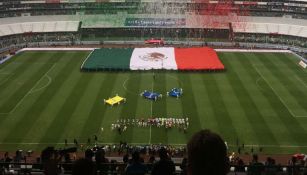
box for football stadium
[0,0,307,174]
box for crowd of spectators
[71,129,227,175]
[0,2,306,20]
[87,142,187,158]
[0,130,225,175]
[234,33,307,49]
[0,33,79,49]
[0,30,305,52]
[81,28,229,42]
[3,130,307,175]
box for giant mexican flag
[82,47,224,71]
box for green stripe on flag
[82,48,133,70]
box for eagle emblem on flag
[139,52,168,62]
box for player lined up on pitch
[111,117,189,132]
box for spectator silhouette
[119,153,129,174]
[41,147,63,175]
[264,157,278,175]
[187,129,229,175]
[235,158,245,172]
[125,151,148,175]
[72,158,95,175]
[85,149,94,161]
[62,153,72,173]
[3,152,12,172]
[180,157,188,175]
[151,147,175,175]
[249,154,264,175]
[123,153,129,164]
[95,148,109,175]
[147,155,156,172]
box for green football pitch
[0,50,307,154]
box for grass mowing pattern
[0,51,307,154]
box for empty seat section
[288,25,302,36]
[66,21,79,32]
[9,24,22,34]
[55,21,67,32]
[0,25,14,36]
[267,24,279,34]
[32,22,44,33]
[255,23,268,34]
[297,27,307,38]
[21,23,33,33]
[278,24,290,35]
[43,22,56,32]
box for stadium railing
[1,162,307,175]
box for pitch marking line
[122,76,139,96]
[0,64,56,115]
[255,77,265,91]
[123,73,182,144]
[295,76,307,89]
[80,50,94,69]
[29,75,52,94]
[149,72,154,144]
[0,73,14,86]
[253,66,307,118]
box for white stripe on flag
[129,47,177,70]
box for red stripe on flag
[174,47,224,70]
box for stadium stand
[0,21,79,37]
[32,22,44,33]
[0,1,307,174]
[233,22,307,38]
[1,143,307,175]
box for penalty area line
[0,73,14,86]
[28,75,52,94]
[253,66,307,118]
[122,76,139,96]
[295,75,307,89]
[80,50,94,70]
[5,64,56,114]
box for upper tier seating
[0,21,79,37]
[232,22,307,38]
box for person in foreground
[125,151,148,175]
[151,147,175,175]
[187,129,229,175]
[72,158,96,175]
